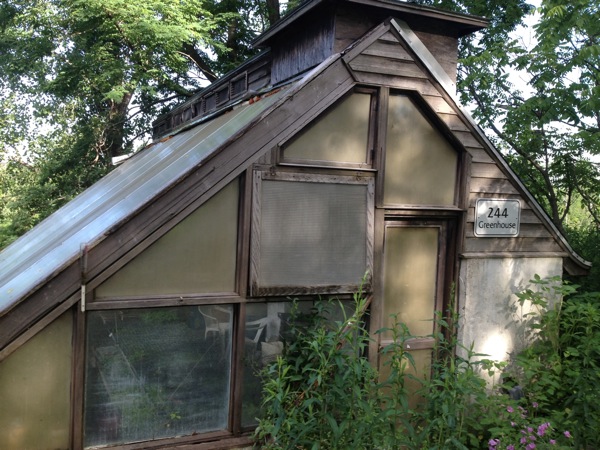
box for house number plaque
[474,198,520,237]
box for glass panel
[383,227,439,338]
[258,180,368,289]
[241,299,354,427]
[384,95,457,206]
[96,180,239,298]
[84,306,232,447]
[0,312,72,450]
[283,93,371,164]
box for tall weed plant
[255,277,597,449]
[506,276,600,449]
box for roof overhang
[253,0,488,48]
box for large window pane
[282,93,371,165]
[84,306,232,447]
[382,226,439,338]
[384,95,457,206]
[241,300,354,427]
[0,311,72,450]
[253,175,372,294]
[96,180,239,299]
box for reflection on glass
[84,306,232,447]
[241,300,354,427]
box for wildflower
[520,437,527,444]
[507,446,515,450]
[526,444,536,450]
[507,406,514,413]
[564,430,572,438]
[537,422,550,437]
[549,440,556,445]
[489,438,499,448]
[532,402,539,408]
[511,421,517,427]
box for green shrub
[255,277,598,450]
[507,277,600,449]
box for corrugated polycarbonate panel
[0,90,286,314]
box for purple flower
[549,440,556,445]
[488,438,499,448]
[537,422,550,437]
[507,406,514,413]
[532,402,538,408]
[520,437,527,444]
[507,446,515,450]
[564,430,572,438]
[526,444,536,450]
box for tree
[0,0,279,249]
[419,0,600,237]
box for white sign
[474,198,520,237]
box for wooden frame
[250,170,375,297]
[277,87,379,170]
[374,219,453,362]
[376,89,464,210]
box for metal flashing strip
[390,18,590,271]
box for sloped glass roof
[0,89,287,314]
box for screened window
[281,92,373,167]
[84,306,232,447]
[384,94,458,206]
[251,172,374,296]
[95,180,239,299]
[0,311,73,450]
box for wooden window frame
[376,88,465,210]
[250,170,375,297]
[277,87,379,170]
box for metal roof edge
[389,18,591,273]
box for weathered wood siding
[347,27,565,258]
[271,16,335,84]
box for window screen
[252,175,373,294]
[84,306,232,447]
[384,95,458,206]
[0,311,72,450]
[282,93,372,166]
[96,180,239,299]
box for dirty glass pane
[258,180,368,288]
[0,311,72,450]
[241,300,354,427]
[282,93,371,164]
[96,179,239,298]
[384,95,457,206]
[382,227,439,338]
[84,306,232,447]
